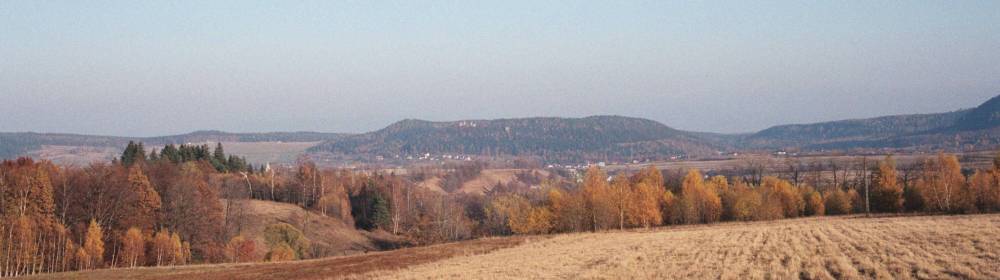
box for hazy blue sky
[2,1,999,136]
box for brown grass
[364,214,1000,280]
[23,237,533,280]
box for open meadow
[27,214,1000,280]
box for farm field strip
[362,214,1000,280]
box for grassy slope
[221,199,397,259]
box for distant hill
[4,95,999,164]
[741,111,969,149]
[950,95,1000,131]
[0,131,347,160]
[308,116,722,163]
[743,94,1000,151]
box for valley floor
[25,214,1000,280]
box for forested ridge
[308,116,721,163]
[3,95,1000,164]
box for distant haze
[2,1,998,136]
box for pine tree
[212,143,227,172]
[148,149,159,162]
[120,141,147,167]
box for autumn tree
[916,153,967,212]
[871,155,904,213]
[803,188,824,216]
[627,181,663,228]
[226,235,257,263]
[660,190,678,224]
[120,227,144,268]
[83,219,104,269]
[634,165,664,189]
[609,176,631,230]
[170,232,187,265]
[581,167,615,230]
[151,229,175,266]
[162,163,225,262]
[75,248,89,270]
[969,153,1000,212]
[723,180,762,221]
[546,188,587,232]
[823,189,852,215]
[123,166,161,231]
[675,170,722,224]
[760,176,804,219]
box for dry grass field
[364,214,1000,280]
[25,214,1000,280]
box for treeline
[473,153,1000,236]
[120,141,252,173]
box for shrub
[263,223,310,260]
[804,190,824,216]
[761,177,804,218]
[823,189,852,215]
[266,243,295,262]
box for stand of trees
[470,153,1000,236]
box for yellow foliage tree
[676,170,722,224]
[121,227,145,268]
[727,180,763,221]
[804,190,824,216]
[626,182,663,228]
[660,190,677,224]
[609,175,631,230]
[83,219,104,269]
[170,233,185,265]
[871,155,903,213]
[581,166,615,230]
[823,189,852,215]
[151,229,173,266]
[916,153,968,212]
[761,176,804,218]
[75,248,90,270]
